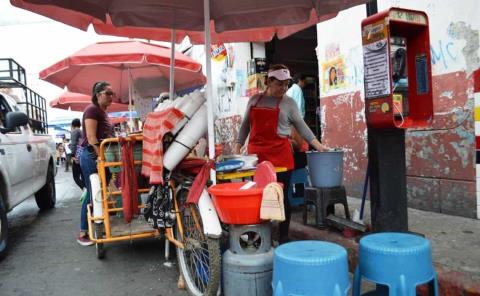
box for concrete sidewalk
[288,197,480,295]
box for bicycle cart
[86,135,222,296]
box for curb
[289,221,480,296]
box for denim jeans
[79,148,98,232]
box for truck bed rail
[0,58,48,134]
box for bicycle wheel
[175,186,221,296]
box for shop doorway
[265,25,320,138]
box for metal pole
[204,0,216,183]
[128,67,133,127]
[365,0,408,232]
[366,0,378,16]
[169,29,176,101]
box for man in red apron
[235,65,329,243]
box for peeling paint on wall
[321,91,368,196]
[447,22,480,75]
[407,71,474,182]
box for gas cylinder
[223,223,273,296]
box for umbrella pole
[169,28,176,101]
[128,67,134,129]
[204,0,216,183]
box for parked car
[0,58,56,259]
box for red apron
[247,94,294,170]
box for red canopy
[50,91,129,112]
[109,117,128,125]
[10,0,368,43]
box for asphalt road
[0,168,188,296]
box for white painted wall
[316,0,480,92]
[189,42,265,121]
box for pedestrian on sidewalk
[70,118,85,191]
[287,72,309,168]
[286,73,307,119]
[77,81,114,246]
[234,64,330,244]
[64,138,72,172]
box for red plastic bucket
[207,182,263,224]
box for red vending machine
[362,8,433,129]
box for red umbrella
[50,91,129,112]
[39,40,206,104]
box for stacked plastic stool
[303,186,350,227]
[272,240,350,296]
[287,168,309,206]
[353,232,439,296]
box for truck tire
[35,164,56,210]
[0,194,8,260]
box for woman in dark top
[77,81,114,246]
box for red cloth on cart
[177,157,207,175]
[186,160,214,205]
[120,137,139,223]
[141,108,184,184]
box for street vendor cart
[86,134,222,296]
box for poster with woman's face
[321,56,347,95]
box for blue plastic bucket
[306,150,344,187]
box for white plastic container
[173,93,189,110]
[163,104,207,171]
[198,189,222,237]
[178,90,206,118]
[89,173,103,222]
[170,90,206,135]
[154,99,174,112]
[171,117,188,135]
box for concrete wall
[316,0,480,218]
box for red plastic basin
[207,182,263,225]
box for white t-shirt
[64,144,72,155]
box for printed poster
[321,56,347,95]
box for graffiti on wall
[430,39,457,71]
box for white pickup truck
[0,59,56,259]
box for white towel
[260,182,285,221]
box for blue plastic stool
[288,168,308,206]
[353,232,439,296]
[273,240,350,296]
